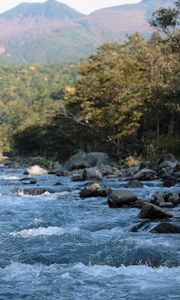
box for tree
[150,1,180,49]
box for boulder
[20,177,37,185]
[158,160,178,179]
[163,177,177,187]
[50,162,63,174]
[125,180,144,188]
[80,183,111,198]
[63,151,90,171]
[151,223,180,234]
[14,188,46,196]
[24,165,48,176]
[108,190,137,208]
[134,168,157,181]
[139,203,172,219]
[152,192,180,207]
[82,167,103,180]
[63,151,112,171]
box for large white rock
[25,165,48,176]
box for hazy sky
[0,0,141,14]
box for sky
[0,0,141,15]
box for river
[0,165,179,299]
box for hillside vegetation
[0,1,179,160]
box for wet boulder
[125,179,144,188]
[108,190,137,208]
[139,203,172,219]
[157,159,178,179]
[82,167,103,180]
[80,183,111,198]
[152,192,180,207]
[134,168,157,181]
[14,188,46,196]
[20,177,37,185]
[24,165,48,176]
[163,177,178,187]
[151,222,180,234]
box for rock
[87,152,111,167]
[168,193,180,205]
[63,151,90,171]
[100,165,114,176]
[50,162,63,174]
[152,192,180,206]
[24,165,48,176]
[134,168,157,181]
[82,167,103,180]
[14,188,46,196]
[163,177,177,187]
[139,203,172,219]
[131,220,151,232]
[159,202,175,208]
[63,151,112,171]
[20,177,37,184]
[108,190,137,208]
[151,223,180,234]
[125,180,144,188]
[158,160,178,179]
[80,183,111,198]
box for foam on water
[10,226,81,238]
[0,262,180,300]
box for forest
[0,2,180,161]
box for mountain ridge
[0,0,175,64]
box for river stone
[151,223,180,234]
[125,180,144,188]
[108,190,137,208]
[139,203,172,219]
[14,188,46,196]
[163,177,177,187]
[134,168,157,181]
[63,151,112,171]
[82,167,103,180]
[24,165,48,176]
[80,183,111,198]
[20,177,37,184]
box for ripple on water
[0,262,180,300]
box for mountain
[0,0,83,20]
[0,0,174,64]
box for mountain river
[0,165,179,299]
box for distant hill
[0,0,83,20]
[0,0,174,64]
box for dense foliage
[0,3,179,160]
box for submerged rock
[24,165,48,176]
[139,203,172,219]
[108,190,137,208]
[80,183,111,198]
[151,223,180,234]
[14,188,47,196]
[20,177,37,185]
[125,179,144,188]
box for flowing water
[0,166,179,299]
